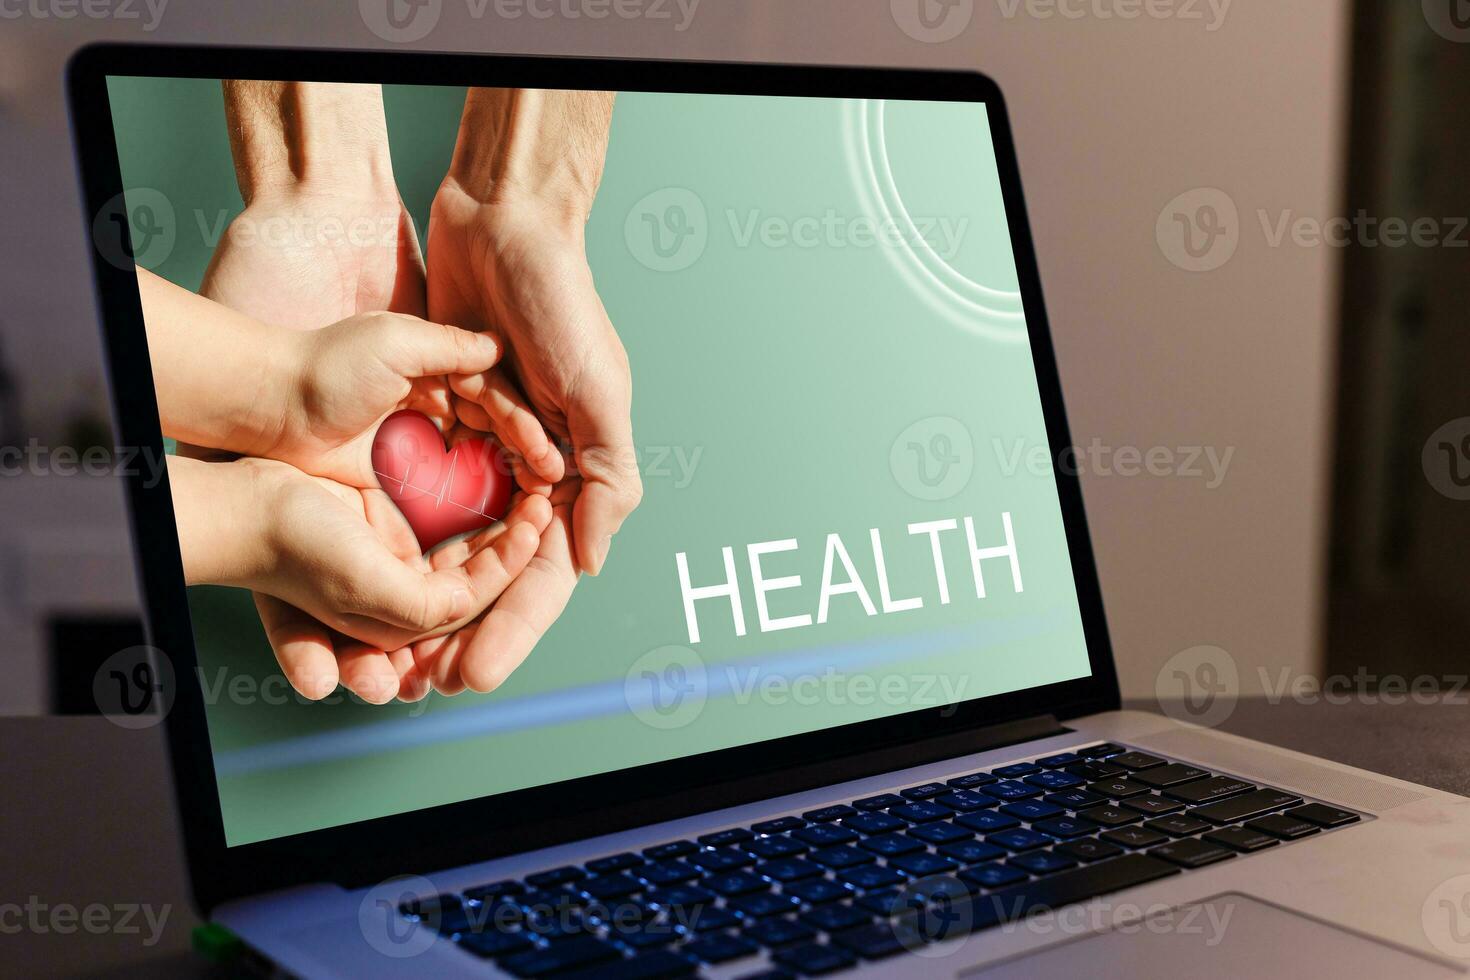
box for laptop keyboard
[396,743,1362,978]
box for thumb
[379,316,502,380]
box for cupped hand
[242,458,554,703]
[427,182,643,576]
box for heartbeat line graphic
[374,450,498,520]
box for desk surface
[5,699,1466,978]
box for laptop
[69,44,1469,979]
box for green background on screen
[106,77,1090,845]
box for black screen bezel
[67,44,1121,913]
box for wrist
[171,456,284,588]
[224,81,398,204]
[443,88,613,223]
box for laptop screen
[103,77,1092,846]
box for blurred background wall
[0,1,1358,709]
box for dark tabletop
[4,699,1466,978]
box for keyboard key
[1245,814,1319,840]
[684,931,759,963]
[1149,838,1236,869]
[1284,803,1360,828]
[1144,814,1212,837]
[791,877,861,903]
[1009,850,1078,875]
[500,936,620,977]
[646,885,714,910]
[904,875,972,905]
[700,828,754,847]
[686,907,739,932]
[987,828,1054,852]
[558,950,696,980]
[730,892,801,918]
[901,782,949,800]
[907,821,972,845]
[800,904,870,933]
[753,816,806,835]
[794,825,859,847]
[1068,761,1125,780]
[1192,789,1303,825]
[981,780,1042,802]
[588,853,645,874]
[771,942,857,976]
[946,772,999,789]
[637,863,699,887]
[889,852,959,876]
[1123,794,1184,817]
[993,762,1042,778]
[939,839,1006,864]
[1024,770,1085,790]
[858,833,926,857]
[1080,742,1125,757]
[462,880,523,904]
[1100,827,1169,849]
[1075,805,1140,828]
[1203,826,1279,852]
[1165,776,1255,805]
[746,836,807,860]
[1088,779,1152,800]
[842,812,906,835]
[803,805,856,823]
[691,848,753,872]
[810,845,874,870]
[853,793,905,811]
[891,801,952,824]
[1036,752,1082,768]
[1000,800,1064,821]
[834,865,902,891]
[760,858,823,882]
[457,929,534,958]
[526,866,585,888]
[1108,752,1166,771]
[954,811,1020,833]
[1054,837,1123,863]
[607,920,680,951]
[582,874,642,901]
[830,921,906,959]
[1045,790,1107,810]
[705,872,768,897]
[854,889,904,916]
[1132,763,1210,788]
[1032,817,1097,840]
[934,790,995,812]
[746,916,816,947]
[642,840,696,860]
[958,861,1028,889]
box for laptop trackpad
[965,894,1458,980]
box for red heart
[371,410,512,552]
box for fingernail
[446,588,471,623]
[593,535,611,574]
